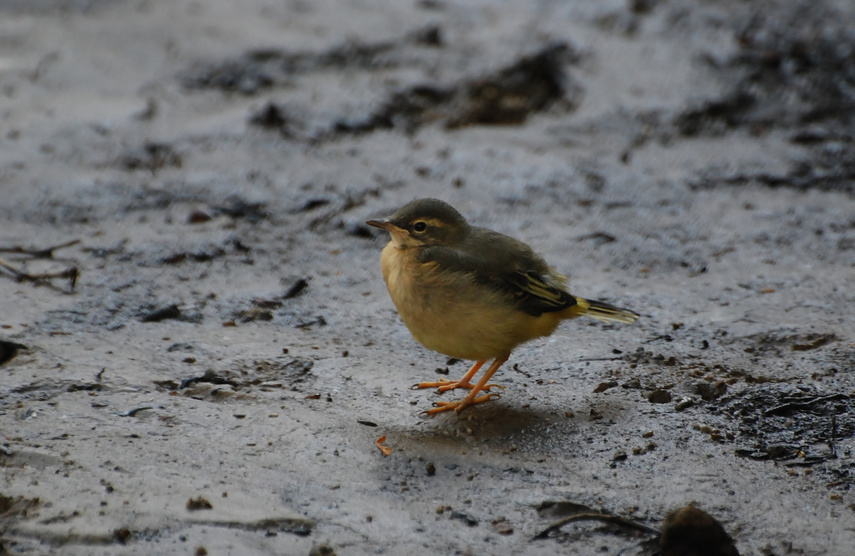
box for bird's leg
[425,357,508,415]
[414,360,500,392]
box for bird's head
[366,198,470,248]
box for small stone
[491,518,514,535]
[594,381,619,393]
[186,497,213,511]
[696,381,727,401]
[450,510,478,526]
[648,389,672,404]
[622,378,642,389]
[187,210,212,224]
[675,397,695,411]
[309,544,337,556]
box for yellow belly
[379,242,563,360]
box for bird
[366,198,638,415]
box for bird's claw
[422,391,502,416]
[411,378,467,391]
[411,379,504,393]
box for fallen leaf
[376,435,392,457]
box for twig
[532,512,660,540]
[763,393,848,416]
[0,256,79,292]
[115,406,153,417]
[642,334,673,344]
[828,414,838,459]
[0,239,80,259]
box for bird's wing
[418,244,577,317]
[501,269,577,316]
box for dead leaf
[376,435,392,457]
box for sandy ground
[2,0,855,554]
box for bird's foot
[422,392,501,416]
[413,378,503,393]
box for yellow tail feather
[564,297,639,324]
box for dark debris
[679,4,855,193]
[0,340,27,366]
[180,370,240,390]
[331,42,576,136]
[449,510,479,527]
[186,497,213,511]
[209,195,269,222]
[139,304,183,323]
[283,278,309,299]
[660,506,740,556]
[182,34,411,95]
[119,142,182,173]
[713,386,852,469]
[445,41,572,128]
[249,102,299,137]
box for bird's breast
[378,242,562,360]
[379,242,432,321]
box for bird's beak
[365,218,397,231]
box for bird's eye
[412,221,428,233]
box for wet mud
[1,0,854,554]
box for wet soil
[1,0,854,554]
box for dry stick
[0,257,79,291]
[0,239,81,291]
[763,393,848,416]
[532,512,660,541]
[0,239,80,258]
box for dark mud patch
[689,150,855,194]
[118,142,183,173]
[732,6,855,128]
[532,502,742,554]
[181,25,442,95]
[247,42,579,139]
[677,2,855,193]
[676,3,855,135]
[168,356,316,397]
[730,330,840,357]
[336,41,575,133]
[208,195,270,223]
[674,91,758,138]
[707,385,853,478]
[4,377,106,408]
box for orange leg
[425,357,508,416]
[415,360,500,392]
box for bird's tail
[563,297,639,324]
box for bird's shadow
[387,396,627,458]
[428,402,550,437]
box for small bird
[366,198,638,415]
